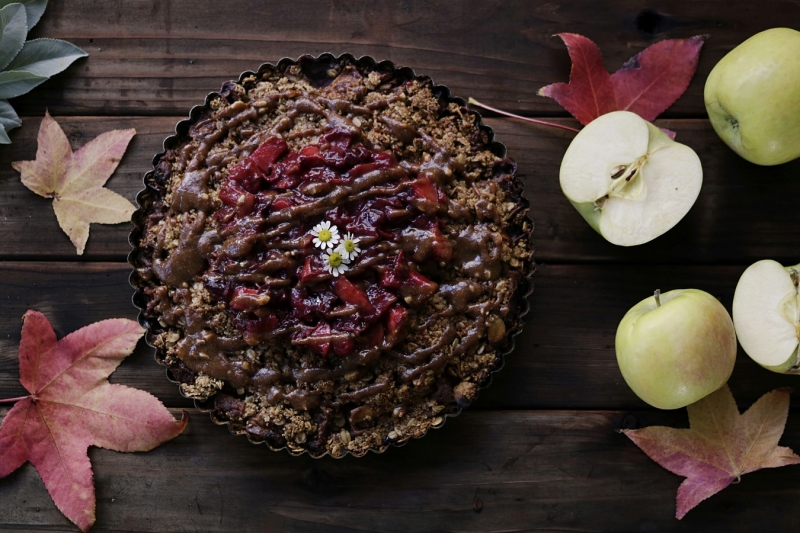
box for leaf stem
[0,395,30,404]
[467,98,581,134]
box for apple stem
[0,395,30,404]
[467,98,581,134]
[654,289,661,308]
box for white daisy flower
[337,232,362,261]
[310,220,340,250]
[324,250,350,277]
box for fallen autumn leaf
[621,384,800,519]
[0,311,187,532]
[538,33,706,125]
[11,111,136,254]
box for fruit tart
[130,54,533,457]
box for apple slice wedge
[560,111,703,246]
[732,259,800,374]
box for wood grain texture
[1,262,796,412]
[2,116,800,262]
[6,0,800,117]
[2,2,800,531]
[1,407,799,532]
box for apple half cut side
[732,259,800,374]
[559,111,703,246]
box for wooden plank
[1,262,797,411]
[2,116,800,263]
[7,0,799,117]
[0,407,799,532]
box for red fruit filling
[203,129,453,357]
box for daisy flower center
[327,252,343,268]
[343,239,356,253]
[318,229,332,242]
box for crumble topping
[132,58,533,457]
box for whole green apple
[704,27,800,166]
[615,289,737,410]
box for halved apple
[732,259,800,374]
[559,111,703,246]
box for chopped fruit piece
[227,159,261,193]
[320,129,355,150]
[437,186,448,204]
[270,152,301,183]
[408,176,446,215]
[249,137,289,175]
[299,255,330,283]
[235,191,256,217]
[290,287,312,319]
[235,313,280,345]
[362,323,385,349]
[372,151,397,168]
[333,277,376,315]
[347,162,381,178]
[333,335,355,356]
[218,181,244,206]
[229,287,271,311]
[386,304,409,335]
[302,166,340,184]
[301,323,332,357]
[399,270,438,307]
[204,275,233,301]
[271,197,294,211]
[400,222,453,263]
[213,205,235,223]
[366,286,397,318]
[409,176,439,202]
[334,312,369,336]
[379,269,402,289]
[379,252,409,289]
[291,323,355,357]
[322,146,369,170]
[297,145,326,169]
[307,288,338,318]
[273,175,301,190]
[299,145,321,157]
[264,286,289,306]
[218,181,256,217]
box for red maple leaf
[0,311,187,532]
[539,33,706,125]
[622,385,800,519]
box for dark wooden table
[2,1,800,531]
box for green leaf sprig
[0,0,87,143]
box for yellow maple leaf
[12,110,136,254]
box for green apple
[560,111,703,246]
[704,27,800,166]
[732,259,800,373]
[615,289,737,410]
